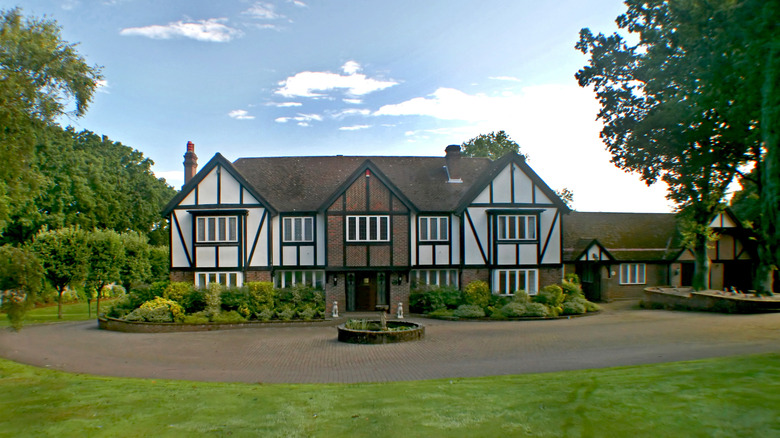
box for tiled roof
[563,211,682,262]
[232,155,494,212]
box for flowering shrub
[205,283,222,316]
[463,280,491,309]
[561,300,586,315]
[276,305,296,321]
[163,282,193,304]
[2,290,28,331]
[297,305,318,321]
[453,304,486,319]
[124,297,185,323]
[522,302,550,317]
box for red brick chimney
[183,141,198,185]
[444,144,462,183]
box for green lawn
[0,353,777,437]
[0,300,114,327]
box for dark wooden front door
[579,263,602,302]
[355,272,377,311]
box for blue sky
[7,0,673,212]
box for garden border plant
[101,280,327,332]
[410,275,600,321]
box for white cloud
[489,76,522,82]
[331,108,371,119]
[228,109,255,120]
[343,98,362,104]
[96,79,110,94]
[376,84,673,213]
[276,62,398,98]
[342,60,361,75]
[339,125,371,131]
[288,0,307,7]
[268,101,303,107]
[119,18,242,42]
[242,2,284,20]
[274,113,322,126]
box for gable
[457,152,568,212]
[320,160,416,213]
[162,153,275,215]
[709,211,738,228]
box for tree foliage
[32,227,90,318]
[575,0,775,290]
[461,130,526,160]
[85,228,125,316]
[1,125,176,245]
[0,8,102,233]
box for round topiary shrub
[500,302,527,318]
[522,302,550,317]
[453,304,486,319]
[124,297,185,323]
[561,300,586,315]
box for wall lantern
[332,275,338,286]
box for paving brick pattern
[1,302,778,384]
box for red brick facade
[170,271,194,283]
[324,168,410,268]
[245,270,272,283]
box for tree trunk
[96,287,101,317]
[692,233,711,291]
[57,287,64,319]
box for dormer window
[419,216,448,241]
[196,216,237,243]
[347,215,389,242]
[283,217,314,242]
[497,215,536,240]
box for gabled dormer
[164,145,275,288]
[320,160,416,269]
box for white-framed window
[497,215,536,240]
[619,263,646,285]
[196,272,242,288]
[275,270,325,289]
[347,215,390,242]
[411,269,458,288]
[283,216,314,242]
[196,216,238,243]
[419,216,448,241]
[493,269,538,295]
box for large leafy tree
[2,126,176,245]
[575,0,771,290]
[461,130,527,160]
[0,8,101,233]
[32,227,89,319]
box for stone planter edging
[418,311,600,322]
[98,316,332,333]
[642,287,780,313]
[337,320,425,344]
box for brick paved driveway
[1,302,778,383]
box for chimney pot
[445,144,461,158]
[183,141,198,186]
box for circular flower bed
[337,320,425,344]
